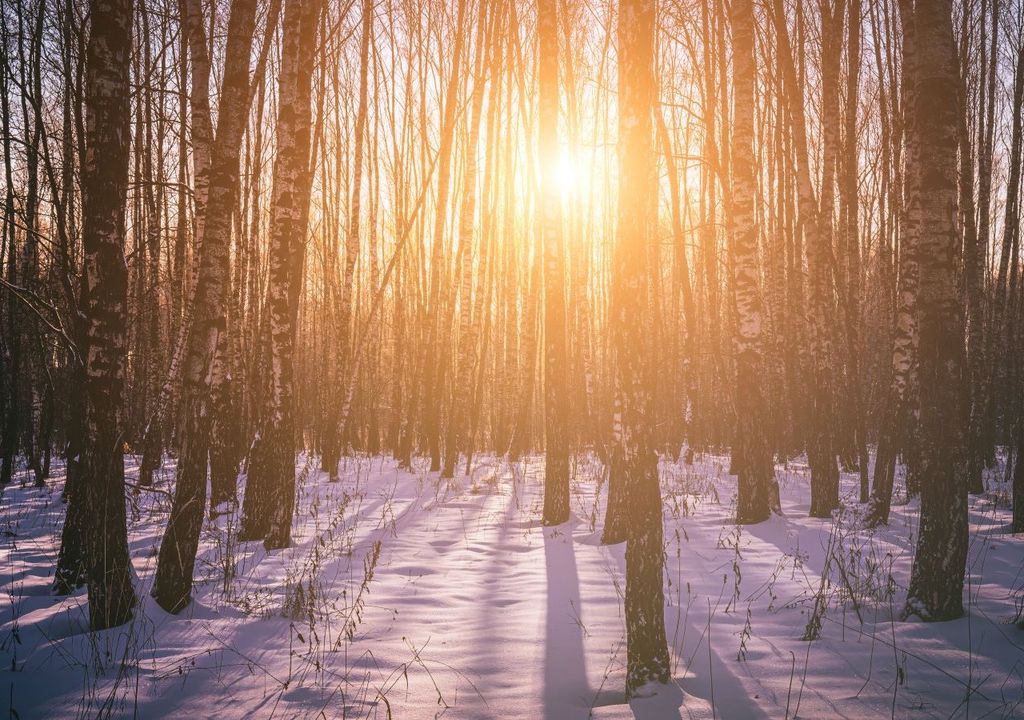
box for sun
[553,149,579,197]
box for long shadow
[543,521,591,719]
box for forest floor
[2,450,1023,719]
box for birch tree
[868,0,921,527]
[323,0,372,480]
[79,0,136,630]
[903,0,968,622]
[153,0,259,613]
[240,0,324,549]
[730,0,778,525]
[771,0,840,518]
[616,0,671,697]
[540,0,571,524]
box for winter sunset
[1,0,1023,717]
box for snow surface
[2,452,1023,718]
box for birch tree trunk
[240,0,323,549]
[959,0,985,496]
[841,0,870,502]
[419,0,468,473]
[771,0,840,518]
[79,0,137,631]
[39,10,87,589]
[324,0,372,480]
[153,0,259,613]
[730,0,778,525]
[903,0,968,623]
[616,0,671,697]
[539,0,570,524]
[137,0,214,488]
[867,0,921,527]
[209,0,281,509]
[974,0,999,472]
[655,109,697,461]
[443,2,491,480]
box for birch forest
[2,0,1024,717]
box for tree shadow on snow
[543,521,591,719]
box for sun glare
[553,150,579,197]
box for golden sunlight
[5,0,1017,716]
[553,149,580,198]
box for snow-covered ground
[2,451,1023,718]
